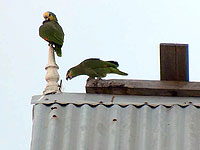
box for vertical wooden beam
[160,43,189,81]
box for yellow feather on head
[43,11,57,21]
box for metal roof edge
[31,92,200,106]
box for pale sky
[1,0,200,149]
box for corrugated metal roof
[31,93,200,150]
[31,93,200,107]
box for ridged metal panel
[31,93,200,106]
[31,103,200,150]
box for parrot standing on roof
[66,58,128,80]
[39,11,64,57]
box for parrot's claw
[87,77,94,81]
[48,43,53,47]
[97,77,102,81]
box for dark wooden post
[86,43,197,97]
[160,43,189,81]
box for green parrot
[39,11,64,57]
[66,58,128,80]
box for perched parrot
[66,58,128,80]
[39,11,64,57]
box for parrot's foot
[87,77,94,81]
[87,77,99,86]
[88,77,102,86]
[48,43,53,47]
[97,77,102,81]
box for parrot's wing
[94,67,128,77]
[106,61,119,67]
[80,58,119,69]
[85,68,99,78]
[39,21,64,46]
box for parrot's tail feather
[110,68,128,76]
[107,61,119,67]
[117,70,128,76]
[54,45,62,57]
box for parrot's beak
[66,75,69,80]
[66,70,73,80]
[44,17,49,21]
[66,74,72,80]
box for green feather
[54,45,62,57]
[66,58,128,79]
[39,20,64,57]
[80,58,119,69]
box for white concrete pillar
[43,45,60,95]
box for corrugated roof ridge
[38,102,200,109]
[31,93,200,107]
